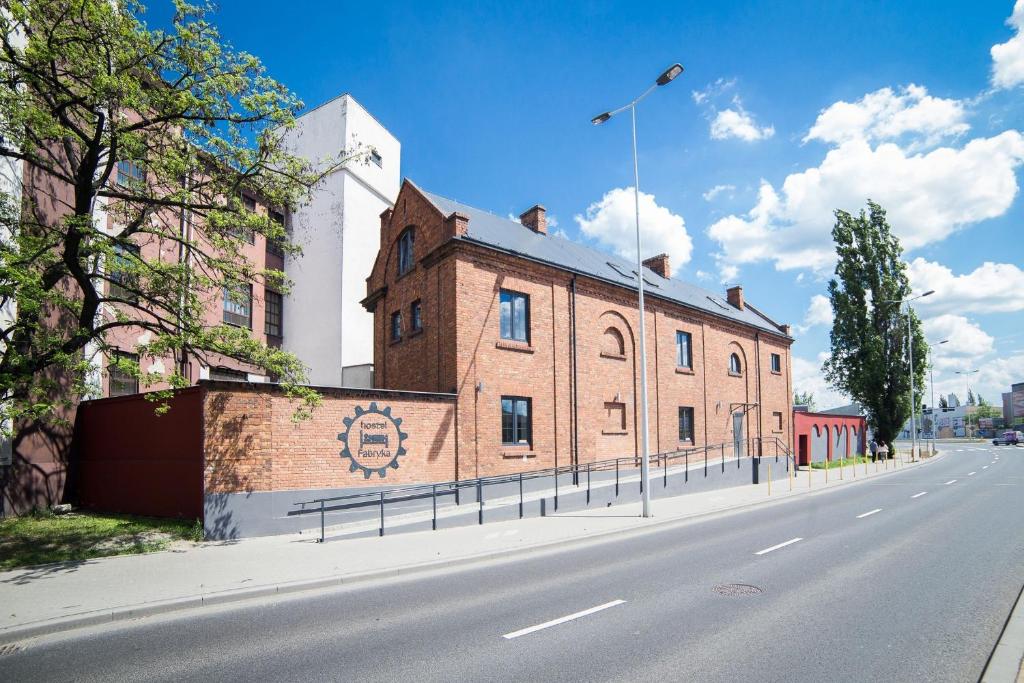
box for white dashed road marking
[502,600,627,639]
[857,508,883,519]
[911,492,928,499]
[944,480,957,485]
[755,538,804,555]
[968,472,976,476]
[983,466,989,469]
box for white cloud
[796,294,833,334]
[992,0,1024,89]
[922,314,995,358]
[792,352,849,410]
[717,262,739,284]
[702,184,736,202]
[804,85,968,147]
[908,258,1024,315]
[707,130,1024,273]
[710,108,775,142]
[574,187,692,275]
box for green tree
[967,389,976,406]
[793,391,816,411]
[823,201,927,447]
[0,0,360,432]
[939,395,949,409]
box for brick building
[364,181,795,480]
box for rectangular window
[771,353,781,373]
[108,242,140,302]
[108,351,139,397]
[265,290,283,340]
[116,159,145,189]
[676,330,692,368]
[370,150,383,167]
[773,411,783,431]
[501,396,532,446]
[223,284,252,329]
[229,195,256,244]
[391,311,402,342]
[499,289,529,342]
[210,367,247,382]
[678,406,695,444]
[411,300,422,333]
[266,209,286,257]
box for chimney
[642,253,670,278]
[519,204,547,235]
[380,207,393,241]
[726,285,744,311]
[445,211,469,238]
[781,324,792,336]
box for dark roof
[419,187,791,337]
[819,402,864,416]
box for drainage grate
[712,583,765,596]
[0,643,23,657]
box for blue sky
[147,1,1024,409]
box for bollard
[768,464,772,496]
[615,459,620,497]
[379,491,385,537]
[478,480,483,525]
[587,463,591,504]
[319,500,325,544]
[663,453,668,487]
[432,484,438,531]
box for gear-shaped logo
[338,402,408,479]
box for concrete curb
[981,582,1024,683]
[0,450,945,645]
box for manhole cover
[712,583,765,596]
[0,643,23,657]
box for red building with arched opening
[793,409,866,466]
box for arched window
[729,353,742,374]
[602,327,625,357]
[397,228,415,276]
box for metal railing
[293,436,792,543]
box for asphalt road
[4,444,1023,682]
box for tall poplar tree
[823,201,928,447]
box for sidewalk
[0,452,938,644]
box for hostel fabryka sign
[338,402,408,478]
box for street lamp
[880,290,934,461]
[591,63,683,518]
[956,369,980,438]
[927,339,948,452]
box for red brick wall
[202,383,457,494]
[366,181,794,483]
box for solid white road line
[857,508,883,518]
[911,492,928,499]
[502,600,626,639]
[755,537,803,555]
[944,479,957,485]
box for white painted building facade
[280,94,400,387]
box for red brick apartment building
[364,181,794,480]
[5,158,287,514]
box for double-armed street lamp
[927,339,948,451]
[880,290,934,461]
[591,63,684,518]
[956,368,981,437]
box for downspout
[570,275,579,472]
[755,333,763,456]
[177,169,193,381]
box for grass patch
[0,510,202,571]
[810,456,872,470]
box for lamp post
[880,290,934,461]
[956,369,980,438]
[591,63,683,518]
[927,339,948,452]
